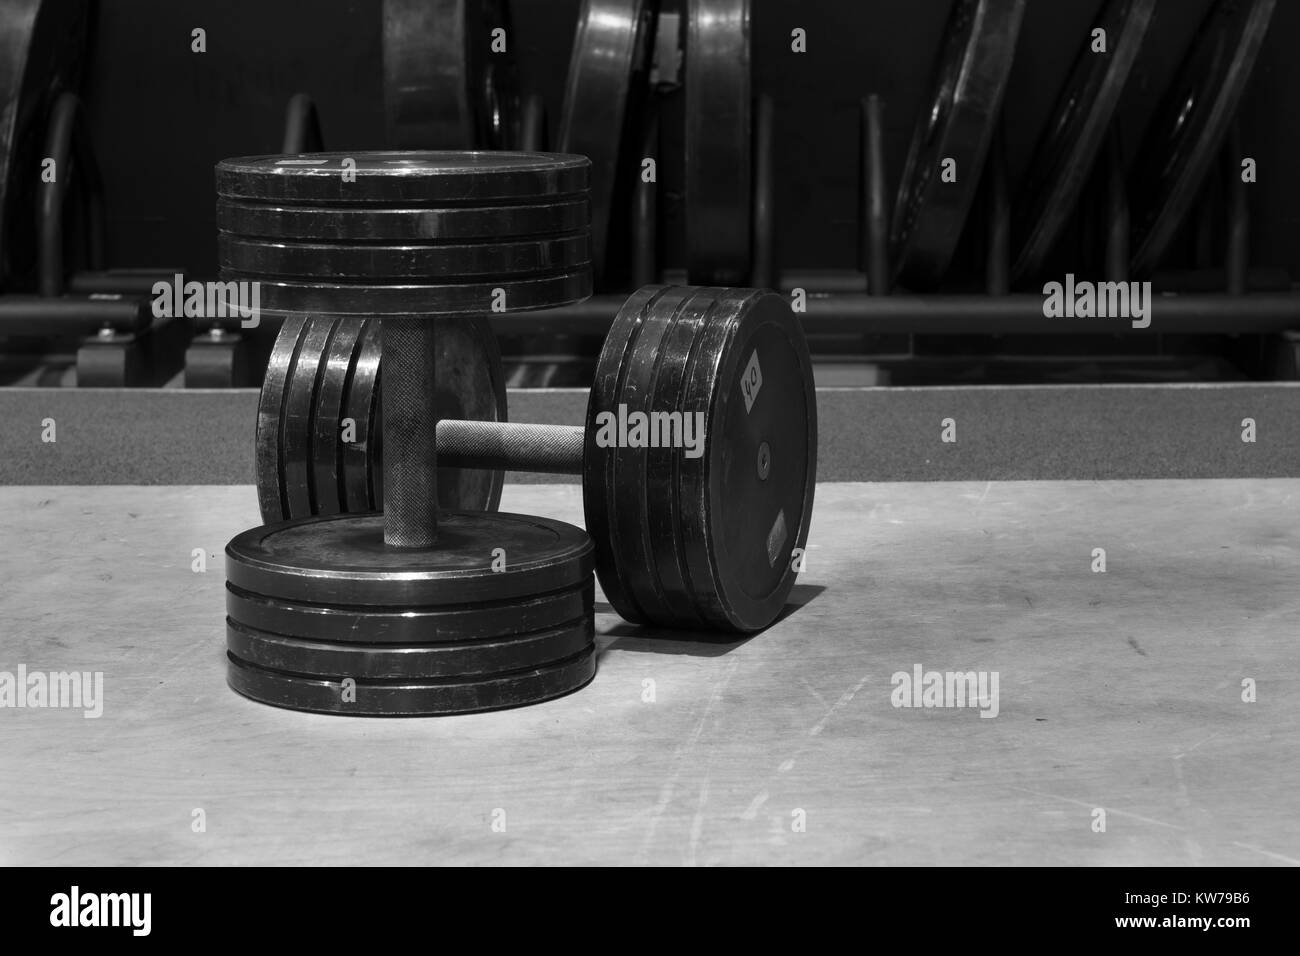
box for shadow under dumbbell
[595,585,826,657]
[772,584,826,623]
[598,630,751,658]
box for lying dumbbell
[260,284,818,631]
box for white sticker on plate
[740,349,763,413]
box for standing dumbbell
[218,152,597,717]
[264,284,818,632]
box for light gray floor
[0,481,1295,865]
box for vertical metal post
[861,95,890,296]
[282,94,324,154]
[984,119,1009,296]
[1103,128,1129,283]
[520,93,548,151]
[751,93,775,289]
[1225,122,1249,296]
[631,103,659,289]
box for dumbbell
[219,151,597,717]
[267,283,818,632]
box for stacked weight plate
[216,154,590,316]
[216,153,591,524]
[224,512,596,716]
[253,311,506,524]
[217,151,596,715]
[584,286,817,631]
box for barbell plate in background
[558,0,658,281]
[1129,0,1277,277]
[382,0,520,149]
[0,0,89,287]
[890,0,1027,290]
[684,0,751,286]
[1011,0,1156,284]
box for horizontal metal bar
[492,291,1300,337]
[437,420,584,474]
[0,296,151,336]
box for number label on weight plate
[741,350,763,413]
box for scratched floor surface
[0,481,1296,865]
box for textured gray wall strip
[0,384,1296,485]
[815,384,1300,481]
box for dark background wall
[83,0,1300,282]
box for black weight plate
[310,318,365,516]
[218,233,590,280]
[226,510,594,607]
[281,315,340,518]
[607,286,697,626]
[226,579,592,644]
[383,0,520,150]
[558,0,657,279]
[641,287,726,629]
[0,0,89,288]
[1130,0,1276,277]
[216,197,591,242]
[890,0,1027,290]
[431,316,508,514]
[684,0,751,285]
[220,270,592,317]
[227,644,596,716]
[216,152,589,205]
[255,314,311,522]
[582,284,671,621]
[1011,0,1155,283]
[677,289,817,631]
[258,315,507,521]
[226,616,593,680]
[343,319,381,514]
